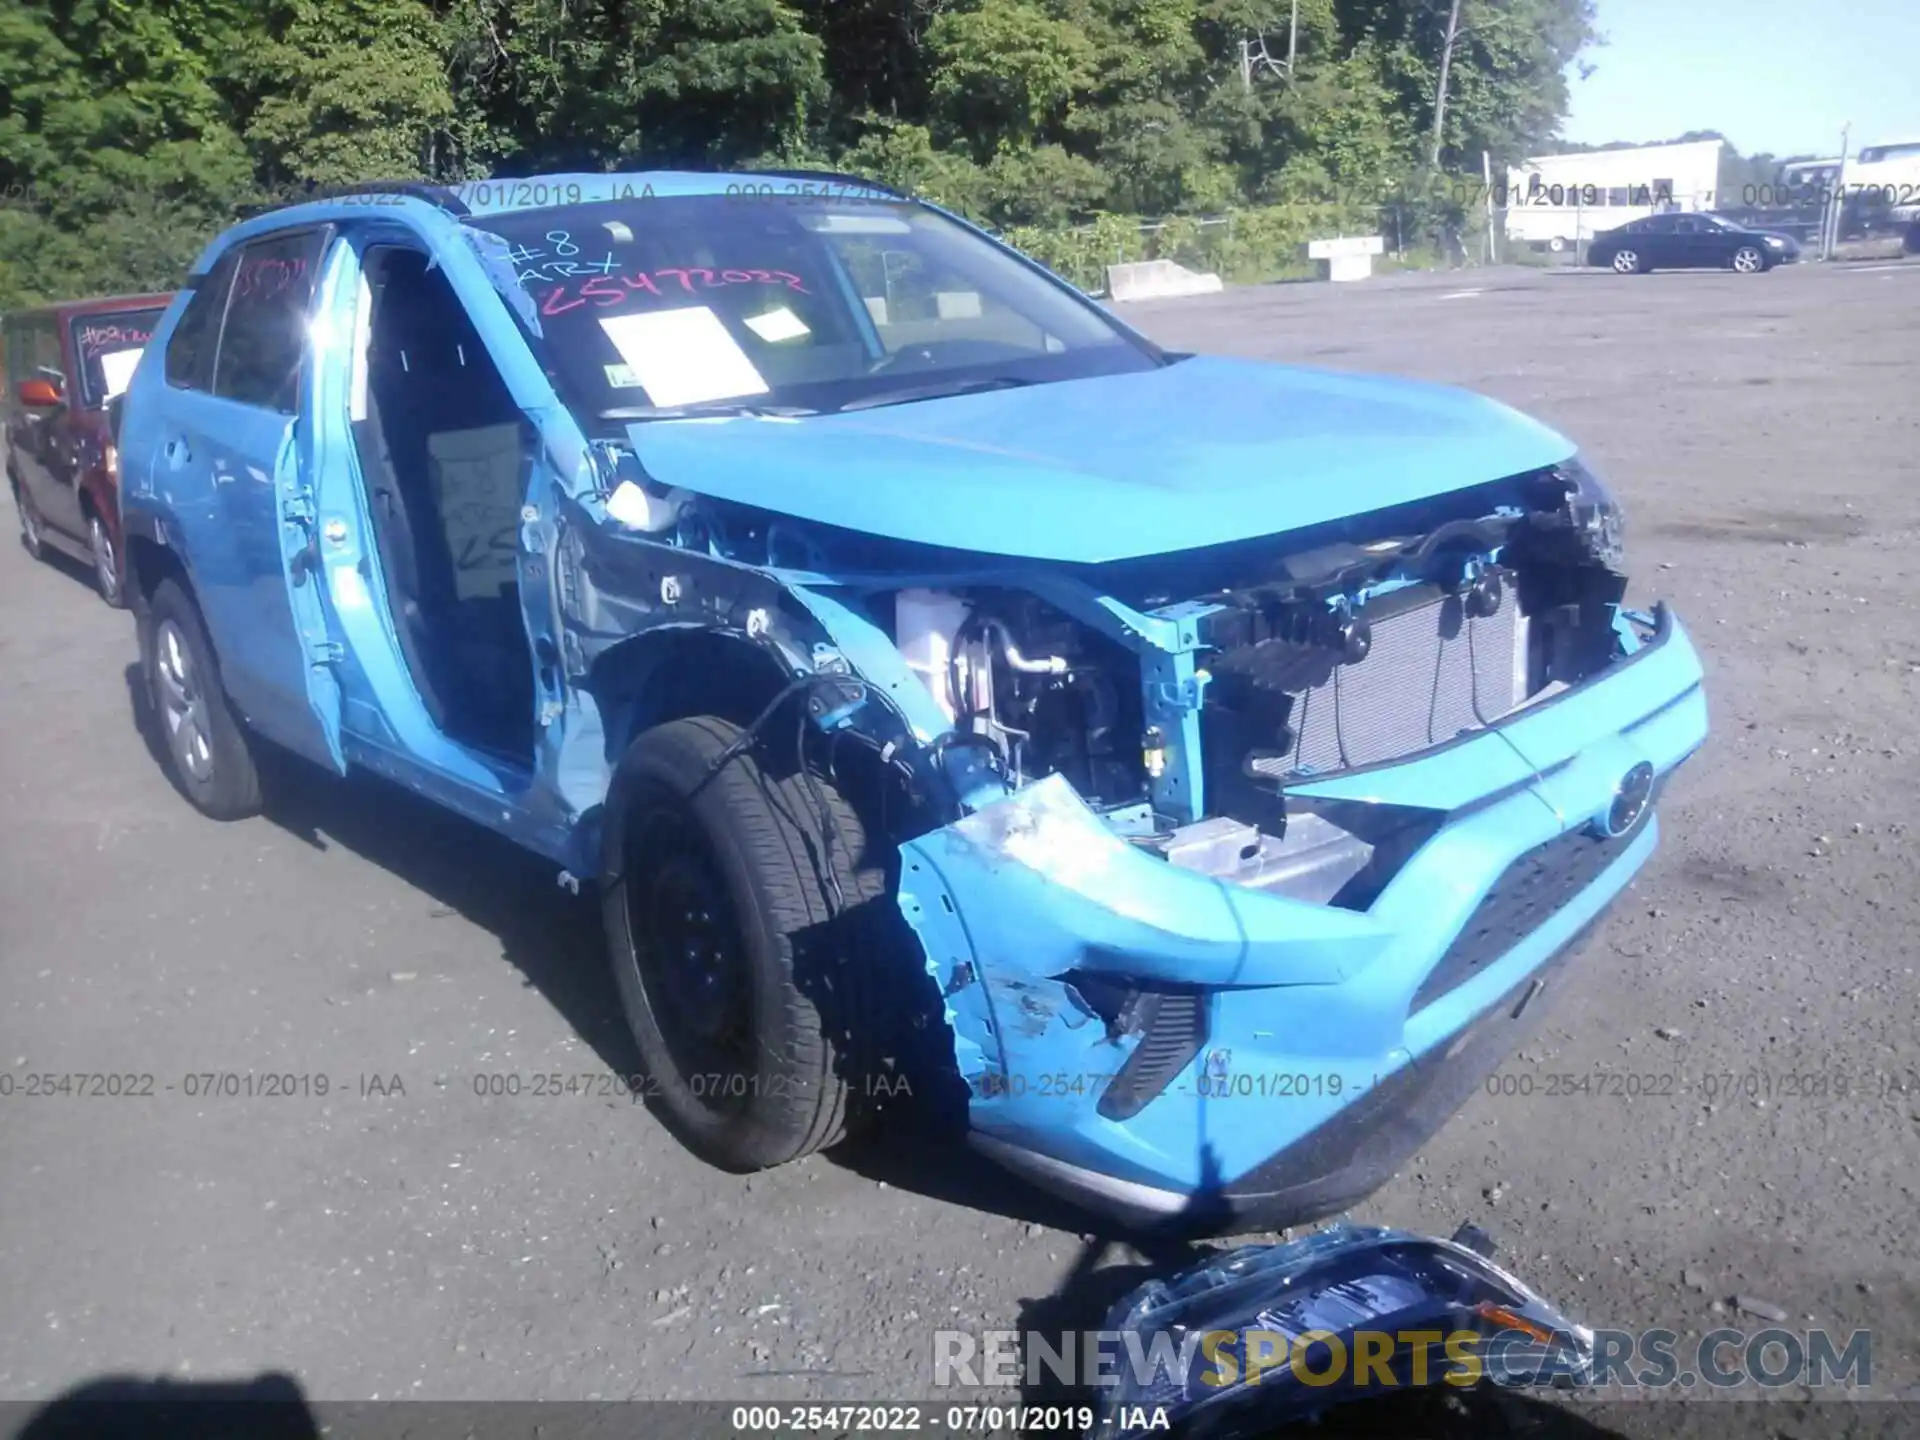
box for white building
[1505,138,1724,252]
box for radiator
[1249,581,1531,778]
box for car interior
[351,245,537,764]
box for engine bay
[876,461,1632,898]
[574,442,1634,908]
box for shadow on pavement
[119,659,1105,1232]
[12,1373,320,1440]
[121,662,638,1083]
[117,662,1332,1242]
[15,531,106,603]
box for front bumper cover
[895,606,1708,1231]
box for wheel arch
[76,479,120,535]
[591,627,795,763]
[122,513,195,619]
[587,625,934,890]
[589,628,792,881]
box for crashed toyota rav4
[116,173,1706,1228]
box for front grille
[1097,991,1208,1121]
[1410,820,1638,1013]
[1251,582,1528,778]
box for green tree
[1,0,1604,309]
[925,0,1096,157]
[0,0,256,306]
[437,0,825,172]
[237,0,453,188]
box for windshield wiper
[598,400,819,422]
[834,375,1037,413]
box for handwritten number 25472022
[539,269,809,316]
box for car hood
[624,354,1575,564]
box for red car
[4,291,174,605]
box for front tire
[1731,244,1767,274]
[15,484,46,561]
[602,715,889,1171]
[141,579,263,819]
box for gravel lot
[3,257,1917,1427]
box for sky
[1560,0,1918,159]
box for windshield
[69,307,166,408]
[467,194,1159,430]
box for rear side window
[166,251,240,391]
[212,229,329,413]
[70,307,167,408]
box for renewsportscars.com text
[932,1325,1871,1392]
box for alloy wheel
[90,516,121,603]
[154,619,215,783]
[1611,249,1640,274]
[1732,246,1763,274]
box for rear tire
[89,513,126,608]
[140,579,264,820]
[1611,248,1643,274]
[601,715,890,1171]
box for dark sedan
[1587,212,1801,275]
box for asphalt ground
[3,255,1917,1428]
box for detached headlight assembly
[1554,454,1626,569]
[1090,1223,1595,1439]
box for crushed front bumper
[895,606,1708,1231]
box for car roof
[455,170,900,217]
[199,170,912,276]
[231,170,902,225]
[2,291,175,325]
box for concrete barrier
[1105,258,1225,302]
[1307,235,1385,282]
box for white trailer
[1505,138,1725,252]
[1843,138,1920,223]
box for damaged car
[115,173,1707,1229]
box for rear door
[1636,214,1681,266]
[150,228,345,771]
[1669,214,1718,267]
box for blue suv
[116,173,1707,1229]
